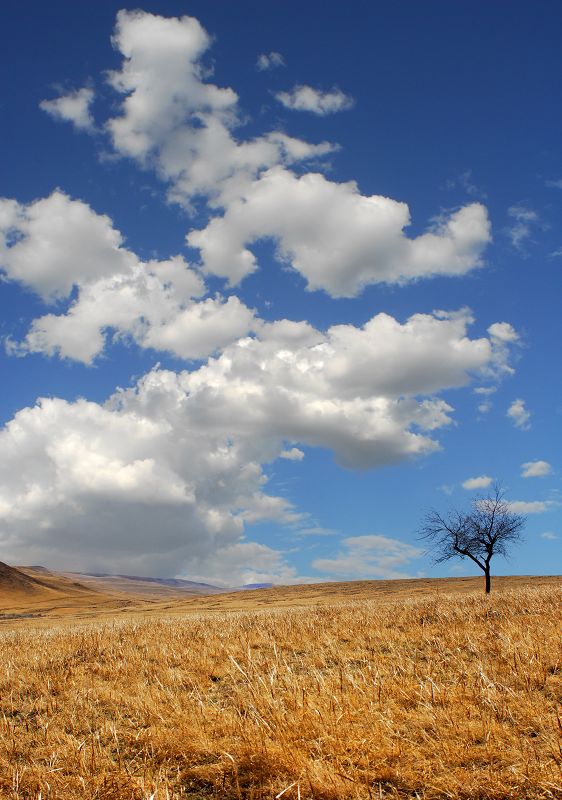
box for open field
[1,562,560,624]
[0,580,560,799]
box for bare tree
[418,484,525,593]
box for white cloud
[280,447,305,461]
[1,192,256,363]
[40,87,95,131]
[462,475,493,490]
[521,460,552,478]
[256,51,285,71]
[100,10,490,297]
[0,191,134,300]
[0,307,517,576]
[189,168,491,296]
[312,535,422,579]
[507,398,531,430]
[487,322,519,343]
[0,391,298,578]
[540,531,558,540]
[545,179,562,189]
[276,85,354,115]
[508,500,548,514]
[104,11,334,209]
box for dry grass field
[0,579,560,799]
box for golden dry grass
[0,585,560,799]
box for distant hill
[233,583,274,590]
[64,572,274,596]
[62,571,229,598]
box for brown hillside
[0,563,140,619]
[0,561,51,595]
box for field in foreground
[0,585,560,799]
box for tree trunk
[484,569,491,594]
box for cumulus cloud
[98,10,491,295]
[521,460,552,478]
[0,308,517,575]
[539,531,558,540]
[189,168,491,296]
[0,191,256,363]
[507,398,531,430]
[0,391,298,578]
[40,87,95,131]
[0,191,134,300]
[256,51,285,71]
[312,535,422,579]
[462,475,493,490]
[276,85,354,115]
[104,10,334,209]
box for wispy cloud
[296,526,338,537]
[540,531,558,540]
[506,205,539,251]
[312,535,422,579]
[444,169,487,199]
[256,51,285,71]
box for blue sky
[0,1,560,585]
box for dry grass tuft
[0,586,560,798]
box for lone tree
[418,484,525,593]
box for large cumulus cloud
[0,310,515,577]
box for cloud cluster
[0,191,255,363]
[276,85,354,115]
[0,309,516,575]
[37,11,492,299]
[189,169,491,296]
[100,10,335,210]
[2,9,526,582]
